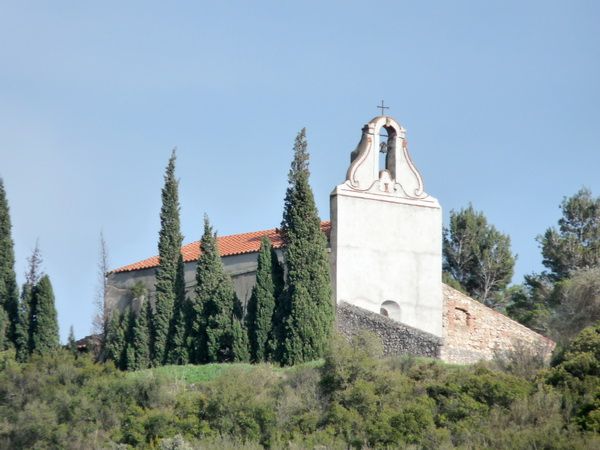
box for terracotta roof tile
[111,221,331,274]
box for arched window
[453,307,471,328]
[380,300,401,322]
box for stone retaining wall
[336,302,442,358]
[441,285,555,364]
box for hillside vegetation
[1,328,599,450]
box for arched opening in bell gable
[378,125,397,180]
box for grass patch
[127,359,325,384]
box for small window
[380,300,401,321]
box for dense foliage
[0,179,19,350]
[28,275,60,354]
[1,326,600,449]
[246,237,283,362]
[539,188,600,281]
[190,216,247,363]
[277,129,334,365]
[152,150,185,366]
[443,204,515,307]
[506,188,600,340]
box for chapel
[106,114,554,364]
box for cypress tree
[14,286,30,362]
[0,310,7,351]
[152,150,184,366]
[0,179,19,349]
[231,317,250,362]
[67,325,77,356]
[165,254,189,365]
[130,299,151,370]
[246,237,283,362]
[15,247,42,362]
[278,129,334,366]
[105,309,127,369]
[29,275,60,355]
[190,215,238,363]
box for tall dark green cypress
[231,317,250,362]
[246,237,283,362]
[29,275,60,355]
[278,129,334,366]
[105,309,127,369]
[190,216,240,363]
[152,150,184,366]
[165,254,189,365]
[0,179,19,349]
[130,299,151,370]
[15,284,32,361]
[67,325,77,356]
[15,246,42,361]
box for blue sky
[1,1,599,341]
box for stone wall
[336,302,442,358]
[441,285,555,364]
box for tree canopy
[539,188,600,281]
[443,204,515,307]
[277,129,334,365]
[190,216,244,363]
[246,237,283,362]
[0,179,19,349]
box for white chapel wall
[330,115,443,337]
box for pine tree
[443,204,515,306]
[539,188,600,281]
[67,325,77,356]
[278,129,334,366]
[104,309,127,369]
[246,237,283,362]
[165,254,189,365]
[151,150,184,366]
[29,275,60,355]
[0,179,19,349]
[130,299,151,370]
[190,216,238,363]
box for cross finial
[377,100,390,116]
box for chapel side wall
[441,285,555,364]
[331,192,443,337]
[105,251,278,315]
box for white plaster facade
[330,116,443,337]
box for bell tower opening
[379,126,388,174]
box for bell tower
[330,115,443,337]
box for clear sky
[1,1,599,341]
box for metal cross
[377,100,389,116]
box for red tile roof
[111,221,331,274]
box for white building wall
[331,193,442,336]
[330,115,443,337]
